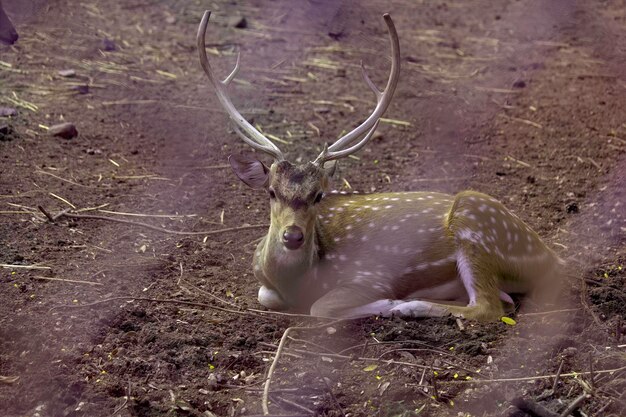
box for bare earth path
[0,1,624,416]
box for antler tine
[232,124,281,157]
[197,11,284,161]
[314,120,380,167]
[223,51,241,86]
[360,61,383,99]
[315,14,400,163]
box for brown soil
[1,1,625,416]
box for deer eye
[268,189,276,199]
[314,192,324,204]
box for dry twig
[0,376,19,384]
[559,393,591,417]
[38,205,268,236]
[262,320,344,415]
[32,275,103,286]
[1,263,51,270]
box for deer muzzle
[282,225,304,250]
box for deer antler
[314,13,400,167]
[197,11,284,161]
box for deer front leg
[388,298,504,321]
[310,287,477,320]
[310,287,405,319]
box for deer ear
[229,154,270,189]
[323,160,337,177]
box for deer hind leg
[310,242,506,321]
[388,245,506,322]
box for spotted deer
[0,0,18,45]
[197,11,563,322]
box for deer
[0,0,18,45]
[197,11,564,322]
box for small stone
[74,85,89,94]
[328,29,344,41]
[49,122,78,139]
[165,15,176,24]
[102,38,116,51]
[0,124,12,141]
[58,69,76,77]
[0,107,17,117]
[561,346,578,357]
[229,16,247,29]
[566,202,579,214]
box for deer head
[197,10,400,254]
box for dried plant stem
[258,342,440,371]
[262,320,344,415]
[552,359,565,391]
[1,263,51,270]
[444,366,626,384]
[32,276,103,286]
[0,376,20,384]
[38,205,268,236]
[559,393,591,417]
[51,295,249,316]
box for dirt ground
[1,0,625,416]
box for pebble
[58,69,76,77]
[0,107,17,117]
[229,16,247,29]
[49,122,78,139]
[0,124,12,141]
[74,85,89,94]
[101,38,116,51]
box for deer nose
[282,226,304,250]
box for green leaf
[501,316,517,325]
[362,364,378,372]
